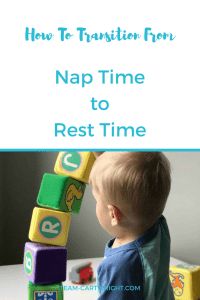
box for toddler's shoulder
[100,246,142,274]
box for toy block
[37,173,86,213]
[29,207,71,246]
[24,242,67,284]
[28,281,63,300]
[54,151,95,183]
[170,263,200,299]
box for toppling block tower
[24,151,95,300]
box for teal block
[37,173,86,213]
[28,282,63,300]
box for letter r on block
[41,221,60,234]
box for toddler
[89,152,174,300]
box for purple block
[24,242,67,284]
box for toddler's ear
[107,204,122,226]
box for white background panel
[0,0,199,149]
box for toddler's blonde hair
[90,152,171,228]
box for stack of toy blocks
[23,151,95,300]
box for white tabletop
[0,257,182,300]
[0,257,102,300]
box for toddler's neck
[112,232,139,248]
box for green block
[37,173,86,213]
[28,282,63,300]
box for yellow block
[54,151,95,183]
[29,207,71,246]
[170,263,200,300]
